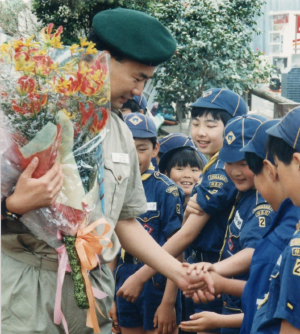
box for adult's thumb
[23,157,39,177]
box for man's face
[110,58,155,109]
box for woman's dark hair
[267,135,297,165]
[245,152,264,175]
[87,29,127,61]
[166,149,204,176]
[191,108,232,126]
[122,99,140,113]
[134,137,157,149]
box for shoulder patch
[291,238,300,247]
[233,211,243,230]
[293,259,300,276]
[176,204,181,215]
[208,174,228,183]
[195,176,203,187]
[209,181,224,189]
[258,216,266,227]
[292,248,300,257]
[166,185,179,197]
[253,204,273,214]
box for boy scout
[1,8,197,334]
[117,89,246,330]
[251,107,300,334]
[179,119,300,333]
[115,113,183,334]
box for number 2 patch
[293,259,300,276]
[259,217,266,227]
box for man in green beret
[1,7,198,334]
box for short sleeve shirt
[251,228,300,333]
[191,158,237,254]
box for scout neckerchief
[141,162,155,182]
[218,191,242,262]
[202,152,219,173]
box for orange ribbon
[75,218,112,333]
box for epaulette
[153,171,172,186]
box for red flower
[17,75,36,95]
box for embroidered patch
[208,189,218,195]
[208,174,228,183]
[202,90,212,98]
[228,238,234,251]
[166,186,179,197]
[143,224,153,234]
[255,210,271,217]
[233,211,243,230]
[293,259,300,276]
[292,248,300,257]
[206,195,210,200]
[259,216,266,227]
[225,131,236,145]
[253,204,272,213]
[296,221,300,232]
[291,238,300,247]
[209,181,223,189]
[129,115,143,126]
[176,204,180,215]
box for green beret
[92,8,177,66]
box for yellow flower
[79,37,90,48]
[0,42,12,54]
[85,42,97,55]
[69,44,80,54]
[61,108,75,119]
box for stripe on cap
[233,95,240,117]
[211,88,224,103]
[242,118,245,147]
[294,126,300,149]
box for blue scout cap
[92,8,177,66]
[124,112,157,138]
[133,94,147,111]
[266,107,300,151]
[219,115,266,163]
[159,146,199,174]
[159,133,195,154]
[241,119,280,160]
[191,88,247,117]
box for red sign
[273,14,289,25]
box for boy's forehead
[193,114,221,122]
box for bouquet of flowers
[0,24,112,333]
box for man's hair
[166,149,204,176]
[134,137,157,149]
[122,99,140,113]
[191,108,232,126]
[87,29,127,61]
[267,135,297,165]
[245,152,264,175]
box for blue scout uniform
[219,189,274,334]
[115,165,184,330]
[240,199,300,334]
[250,227,300,333]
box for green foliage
[150,0,275,106]
[32,0,153,45]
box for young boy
[180,119,300,333]
[250,107,300,334]
[117,89,247,328]
[114,113,184,334]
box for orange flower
[54,76,79,96]
[17,76,36,95]
[91,108,108,133]
[33,55,54,76]
[12,92,47,115]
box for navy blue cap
[158,146,199,174]
[133,94,147,111]
[219,115,266,163]
[266,107,300,151]
[241,119,280,161]
[159,133,195,154]
[191,88,247,117]
[124,112,157,138]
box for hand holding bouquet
[0,24,112,333]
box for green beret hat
[92,8,177,66]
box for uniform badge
[259,216,266,227]
[166,185,179,197]
[296,220,300,231]
[202,90,212,98]
[143,224,153,235]
[291,238,300,247]
[176,204,180,215]
[292,247,300,257]
[225,131,236,145]
[293,259,300,276]
[129,115,143,126]
[228,238,234,251]
[208,189,218,195]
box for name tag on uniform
[147,202,157,211]
[112,153,129,164]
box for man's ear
[96,51,111,64]
[263,159,277,182]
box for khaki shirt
[2,111,147,268]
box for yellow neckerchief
[202,152,219,173]
[141,162,155,182]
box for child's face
[190,114,224,158]
[134,138,159,174]
[274,154,300,206]
[169,164,202,198]
[225,160,255,192]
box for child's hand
[108,301,120,334]
[116,273,145,303]
[184,194,204,219]
[192,289,216,304]
[179,311,220,332]
[182,261,215,275]
[153,301,177,334]
[6,158,64,215]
